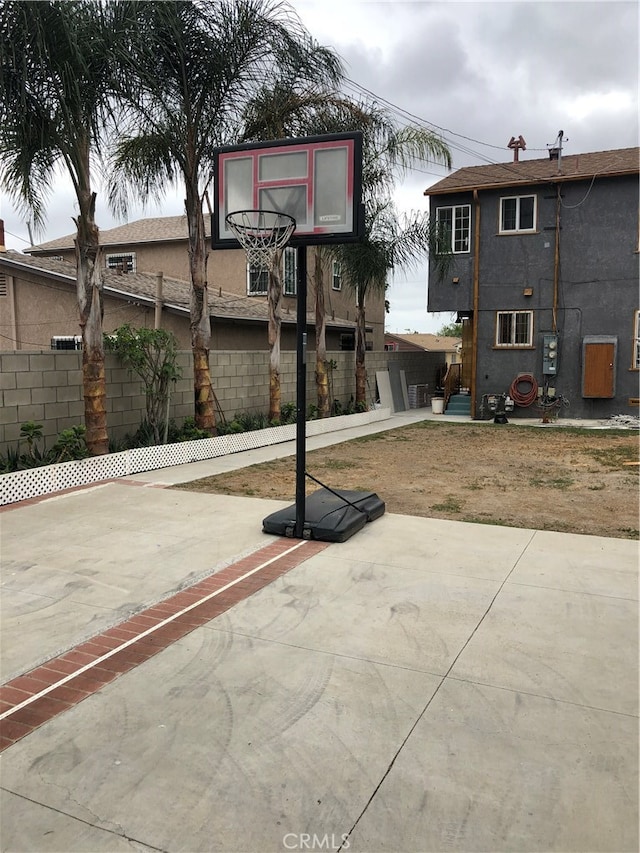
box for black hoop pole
[294,245,307,538]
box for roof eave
[0,256,76,284]
[425,166,639,196]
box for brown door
[583,342,615,398]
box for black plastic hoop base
[262,487,385,543]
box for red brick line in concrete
[0,537,329,752]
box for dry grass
[174,421,640,539]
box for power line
[343,76,549,155]
[4,228,31,245]
[341,76,565,191]
[344,77,502,157]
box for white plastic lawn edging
[0,408,391,506]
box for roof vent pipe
[507,135,526,162]
[548,130,566,173]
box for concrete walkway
[1,411,638,852]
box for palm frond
[108,133,180,219]
[0,0,141,228]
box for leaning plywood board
[388,362,409,412]
[376,371,394,411]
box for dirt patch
[173,421,640,539]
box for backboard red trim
[212,132,364,249]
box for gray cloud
[2,0,637,335]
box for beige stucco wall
[0,269,193,351]
[0,267,354,353]
[33,242,387,350]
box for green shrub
[50,426,88,463]
[0,422,88,472]
[218,411,270,434]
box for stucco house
[22,215,385,351]
[424,146,639,419]
[384,332,462,365]
[0,249,362,352]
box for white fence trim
[0,408,391,506]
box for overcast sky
[1,0,637,334]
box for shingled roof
[386,333,461,352]
[0,251,355,330]
[27,215,206,253]
[425,147,639,196]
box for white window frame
[495,310,534,347]
[247,264,268,295]
[436,204,471,253]
[105,252,136,273]
[331,259,342,291]
[247,249,297,296]
[633,310,640,369]
[499,195,537,234]
[283,247,297,296]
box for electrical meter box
[542,334,559,375]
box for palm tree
[241,88,374,418]
[0,0,129,455]
[334,204,446,405]
[312,246,331,417]
[333,126,452,407]
[241,93,452,414]
[267,251,283,422]
[109,0,341,433]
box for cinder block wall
[0,349,443,453]
[367,350,443,389]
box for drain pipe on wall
[471,189,481,419]
[155,272,163,330]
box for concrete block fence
[0,349,443,454]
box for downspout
[155,272,163,329]
[552,185,561,332]
[471,189,481,419]
[8,276,18,349]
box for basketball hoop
[225,210,296,274]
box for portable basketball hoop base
[215,134,384,542]
[262,488,385,543]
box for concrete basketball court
[1,412,638,852]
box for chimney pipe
[507,135,526,162]
[0,219,5,252]
[548,130,565,172]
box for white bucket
[431,398,445,414]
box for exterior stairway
[445,393,471,416]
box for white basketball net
[225,210,296,274]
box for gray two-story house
[425,147,639,420]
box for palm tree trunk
[185,181,216,434]
[313,248,330,418]
[74,184,109,456]
[355,292,367,407]
[268,255,282,422]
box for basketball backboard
[211,132,364,249]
